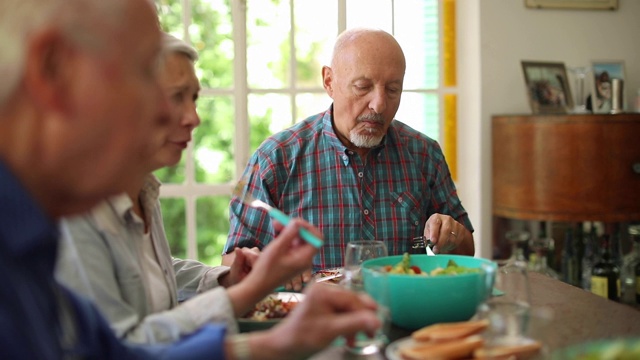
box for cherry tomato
[410,265,422,274]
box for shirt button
[364,209,370,215]
[415,221,419,226]
[398,197,403,203]
[358,172,363,178]
[342,155,348,161]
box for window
[155,0,453,265]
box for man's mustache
[357,113,384,124]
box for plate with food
[238,292,303,332]
[312,267,343,284]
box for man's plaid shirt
[223,106,473,270]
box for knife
[425,242,436,256]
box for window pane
[190,0,234,89]
[156,0,185,35]
[248,94,292,152]
[396,92,439,141]
[346,0,392,31]
[296,93,331,123]
[294,0,337,88]
[160,197,187,259]
[395,0,439,89]
[196,196,231,266]
[247,0,291,88]
[195,96,235,184]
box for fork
[233,178,324,248]
[412,236,436,256]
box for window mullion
[289,0,297,125]
[186,194,197,259]
[233,0,250,179]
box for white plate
[385,336,417,360]
[312,267,343,284]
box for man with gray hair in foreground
[0,0,379,359]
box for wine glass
[340,240,389,355]
[505,230,531,264]
[342,240,389,287]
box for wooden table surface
[309,272,640,360]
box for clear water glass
[477,259,532,341]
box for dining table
[308,272,640,359]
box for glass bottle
[561,228,579,286]
[590,235,621,301]
[621,225,640,305]
[610,227,623,270]
[529,237,560,279]
[581,222,598,290]
[574,223,584,287]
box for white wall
[457,0,640,259]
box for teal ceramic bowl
[362,255,496,330]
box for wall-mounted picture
[521,61,573,114]
[525,0,618,10]
[589,60,625,114]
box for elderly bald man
[223,28,475,287]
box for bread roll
[473,340,542,360]
[412,319,490,342]
[400,335,484,360]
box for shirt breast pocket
[389,190,425,233]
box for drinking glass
[477,260,534,348]
[343,240,389,284]
[340,240,389,355]
[568,66,591,114]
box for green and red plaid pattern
[223,106,473,270]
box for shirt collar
[107,173,160,224]
[0,161,58,257]
[321,104,389,166]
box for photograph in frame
[521,61,573,114]
[589,60,626,113]
[525,0,618,10]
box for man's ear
[23,27,74,114]
[322,65,334,98]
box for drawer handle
[634,163,640,174]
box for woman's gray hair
[161,32,198,62]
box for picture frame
[525,0,618,10]
[590,60,626,113]
[521,61,573,114]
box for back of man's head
[0,0,168,217]
[0,0,134,106]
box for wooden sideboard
[492,113,640,223]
